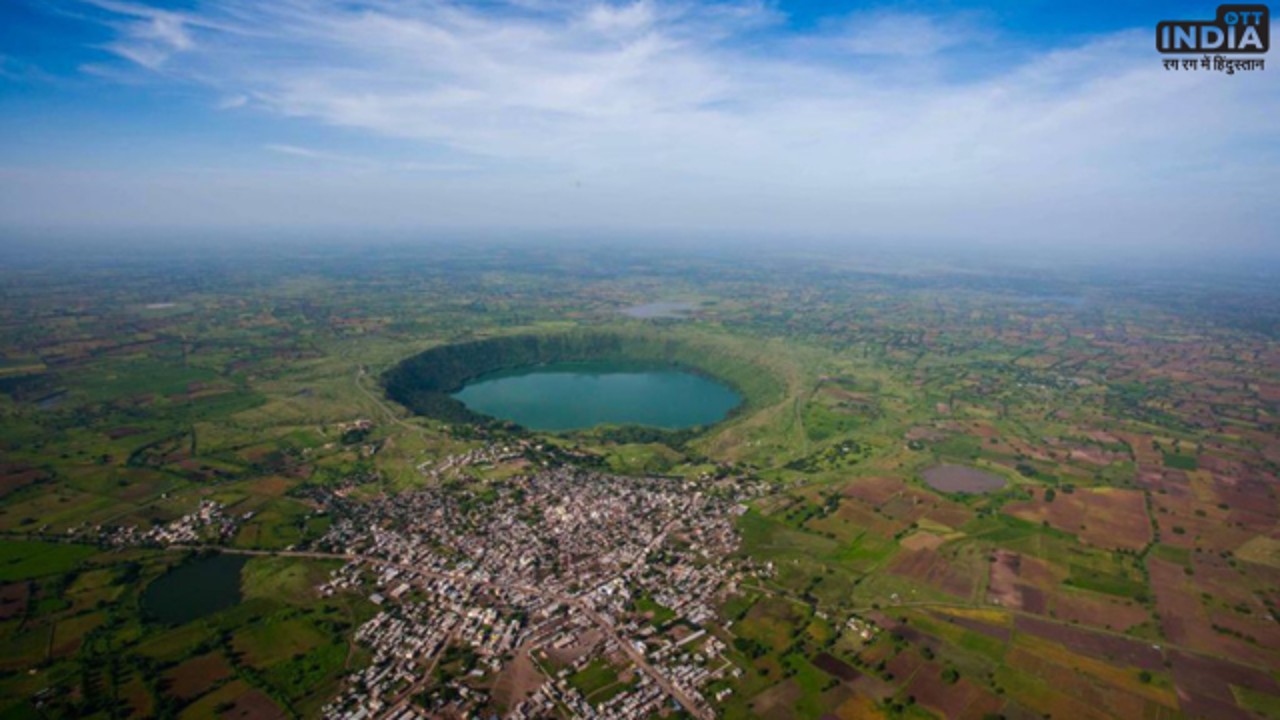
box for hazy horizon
[1,0,1277,251]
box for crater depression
[382,332,778,432]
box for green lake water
[452,361,741,431]
[142,553,247,624]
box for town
[308,468,769,719]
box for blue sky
[0,0,1276,248]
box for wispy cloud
[265,143,353,161]
[216,93,249,110]
[8,0,1278,245]
[836,11,988,57]
[83,0,195,69]
[0,54,55,83]
[265,142,476,173]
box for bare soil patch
[220,689,287,720]
[813,652,860,682]
[1004,487,1150,551]
[162,652,234,701]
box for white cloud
[81,0,241,68]
[216,93,249,109]
[581,1,658,35]
[14,1,1280,246]
[264,143,477,174]
[265,143,349,161]
[838,12,985,56]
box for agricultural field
[0,242,1277,719]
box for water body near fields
[922,464,1007,494]
[451,361,741,431]
[620,302,696,319]
[142,553,246,624]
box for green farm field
[1,243,1278,719]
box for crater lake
[451,361,741,431]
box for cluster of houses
[310,467,767,719]
[89,499,244,547]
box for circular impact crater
[381,330,782,432]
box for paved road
[575,601,713,719]
[378,632,450,719]
[354,365,421,436]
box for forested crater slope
[381,329,783,427]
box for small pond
[142,553,247,625]
[922,464,1007,494]
[620,302,696,319]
